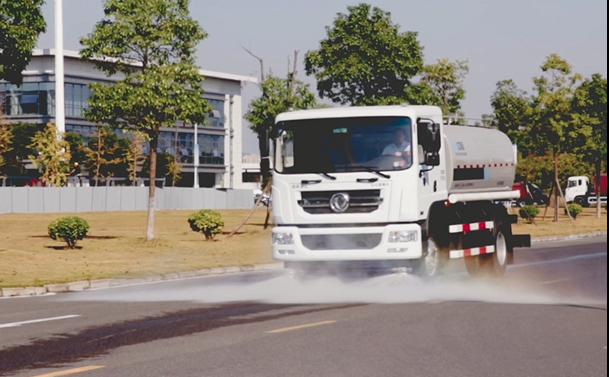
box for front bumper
[272,224,423,262]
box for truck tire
[464,230,509,278]
[486,230,509,277]
[414,236,448,279]
[574,196,586,206]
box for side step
[450,245,495,259]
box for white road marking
[0,315,81,329]
[509,252,607,270]
[539,278,572,285]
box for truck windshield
[274,116,413,174]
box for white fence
[0,187,254,214]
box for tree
[64,131,87,166]
[420,59,469,115]
[487,79,536,154]
[80,0,211,241]
[28,123,71,187]
[0,0,46,85]
[84,126,123,186]
[246,75,317,143]
[304,3,424,106]
[572,73,607,218]
[167,154,182,186]
[124,132,146,186]
[531,54,584,222]
[0,123,39,176]
[0,122,11,175]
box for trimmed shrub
[48,216,90,249]
[519,205,540,221]
[565,203,583,219]
[188,210,224,241]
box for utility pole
[54,0,65,133]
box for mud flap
[511,234,531,248]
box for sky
[36,0,608,155]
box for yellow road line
[29,366,105,377]
[266,320,337,334]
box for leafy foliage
[246,75,316,137]
[28,123,71,187]
[516,152,594,191]
[304,3,424,106]
[167,155,182,187]
[420,59,470,115]
[519,205,540,222]
[80,0,211,240]
[565,203,583,219]
[123,131,147,185]
[48,216,90,249]
[0,122,39,176]
[64,131,87,166]
[0,0,46,85]
[0,122,12,173]
[84,126,125,185]
[188,210,224,241]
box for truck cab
[565,176,590,205]
[565,174,608,206]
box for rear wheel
[464,230,509,278]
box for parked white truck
[270,105,531,278]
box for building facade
[0,49,257,189]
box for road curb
[1,232,606,298]
[530,231,607,244]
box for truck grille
[298,190,383,214]
[301,234,383,250]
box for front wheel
[413,236,448,279]
[574,196,586,206]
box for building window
[65,83,91,118]
[197,134,225,165]
[205,98,224,128]
[1,82,52,116]
[0,82,90,118]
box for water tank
[442,125,516,194]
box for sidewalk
[1,231,606,298]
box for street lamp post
[54,0,65,133]
[193,123,199,188]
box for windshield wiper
[351,165,390,179]
[318,172,337,180]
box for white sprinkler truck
[270,105,531,278]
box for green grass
[0,206,605,288]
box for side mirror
[417,118,441,166]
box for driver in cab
[382,128,411,162]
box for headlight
[272,233,294,245]
[388,230,418,243]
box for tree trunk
[595,159,601,219]
[146,132,158,241]
[553,154,559,222]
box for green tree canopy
[0,0,46,85]
[246,75,316,137]
[80,0,211,240]
[420,59,469,115]
[487,79,536,154]
[304,3,424,106]
[571,73,607,217]
[64,131,87,166]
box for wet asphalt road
[0,237,606,377]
